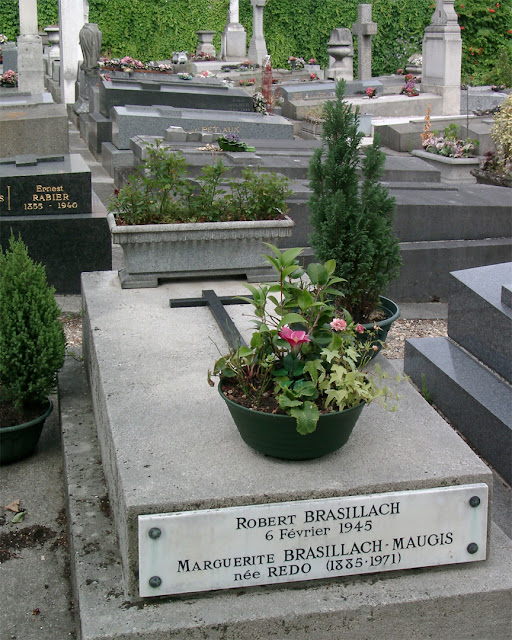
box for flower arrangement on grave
[421,107,476,158]
[209,244,401,440]
[400,74,419,97]
[366,86,377,98]
[252,92,267,114]
[198,70,215,78]
[288,56,305,70]
[192,51,216,61]
[177,72,193,80]
[0,234,66,462]
[396,68,404,75]
[0,34,7,44]
[308,80,402,324]
[217,133,256,153]
[109,141,291,225]
[310,73,320,81]
[0,69,18,87]
[308,58,317,65]
[99,57,174,74]
[239,78,256,86]
[472,94,512,187]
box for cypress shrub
[0,234,66,414]
[308,80,402,322]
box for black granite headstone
[0,154,92,216]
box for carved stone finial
[79,23,102,72]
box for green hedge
[1,0,510,82]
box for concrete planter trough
[412,149,480,184]
[108,212,294,288]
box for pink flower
[278,326,311,347]
[330,318,347,331]
[355,324,365,334]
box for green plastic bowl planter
[0,398,53,465]
[219,385,364,460]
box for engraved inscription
[138,484,488,597]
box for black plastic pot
[0,398,53,465]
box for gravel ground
[60,314,448,359]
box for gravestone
[17,0,44,94]
[261,55,273,112]
[0,103,69,157]
[0,153,111,293]
[352,4,378,81]
[248,0,268,65]
[111,104,294,149]
[1,42,18,72]
[221,0,247,60]
[58,0,86,104]
[405,262,512,484]
[422,0,462,114]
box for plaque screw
[469,496,480,508]
[467,543,478,554]
[149,576,162,588]
[148,527,161,539]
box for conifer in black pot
[0,234,66,464]
[308,80,402,328]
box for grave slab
[111,105,294,149]
[83,271,497,603]
[99,78,253,118]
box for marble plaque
[138,483,488,597]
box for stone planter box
[108,212,294,288]
[412,149,480,184]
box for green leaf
[307,263,329,285]
[12,511,27,523]
[291,402,320,435]
[278,313,306,327]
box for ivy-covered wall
[0,0,510,82]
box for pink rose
[278,326,311,347]
[355,324,365,334]
[330,318,347,331]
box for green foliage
[308,80,401,322]
[491,93,512,174]
[0,234,66,411]
[456,0,512,85]
[209,244,401,434]
[109,141,292,224]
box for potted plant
[0,235,66,464]
[308,80,402,349]
[471,94,512,188]
[208,245,401,460]
[413,106,479,182]
[108,141,294,287]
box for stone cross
[229,0,239,24]
[248,0,268,66]
[17,0,45,93]
[352,4,378,81]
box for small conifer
[0,234,66,412]
[308,80,402,321]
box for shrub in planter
[0,235,66,460]
[308,80,402,323]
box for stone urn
[196,31,216,57]
[327,28,354,81]
[44,25,60,57]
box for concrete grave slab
[83,271,497,602]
